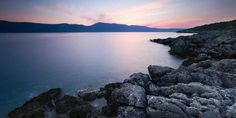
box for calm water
[0,32,191,116]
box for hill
[179,19,236,33]
[0,20,182,33]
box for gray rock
[111,83,146,108]
[152,30,236,60]
[226,103,236,118]
[124,72,150,89]
[200,110,222,118]
[148,65,174,82]
[159,66,224,87]
[77,89,99,101]
[147,82,160,96]
[56,95,93,114]
[147,95,188,118]
[191,59,236,74]
[117,106,147,118]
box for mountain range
[0,20,183,33]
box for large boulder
[110,83,146,108]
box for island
[8,20,236,118]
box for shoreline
[8,30,236,118]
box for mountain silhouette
[0,20,183,33]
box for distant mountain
[179,19,236,33]
[0,20,182,33]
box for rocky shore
[9,29,236,118]
[151,30,236,66]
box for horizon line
[0,19,188,29]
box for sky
[0,0,236,28]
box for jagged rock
[182,53,210,66]
[8,88,62,118]
[150,38,174,45]
[147,95,189,118]
[152,30,236,60]
[199,110,222,118]
[68,105,97,118]
[117,106,147,118]
[56,95,85,114]
[110,83,146,108]
[147,82,160,96]
[148,65,174,82]
[191,59,236,74]
[124,72,150,89]
[99,82,122,99]
[158,66,223,87]
[226,103,236,118]
[77,89,99,101]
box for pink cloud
[80,14,113,25]
[102,0,169,25]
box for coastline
[8,29,236,118]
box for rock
[185,107,200,117]
[158,66,223,87]
[148,65,174,82]
[110,83,146,108]
[147,82,160,96]
[169,93,190,103]
[99,82,122,99]
[146,95,188,118]
[77,89,99,101]
[124,72,150,89]
[182,53,210,66]
[101,104,119,117]
[152,30,236,59]
[226,103,236,118]
[150,37,174,45]
[8,88,62,118]
[159,82,215,97]
[55,95,93,114]
[69,104,96,118]
[203,59,236,74]
[200,110,222,118]
[117,106,147,118]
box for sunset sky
[0,0,236,28]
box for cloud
[80,14,113,25]
[106,0,169,25]
[30,0,236,27]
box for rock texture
[9,29,236,118]
[151,30,236,65]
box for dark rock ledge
[9,30,236,118]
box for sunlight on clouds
[1,0,236,28]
